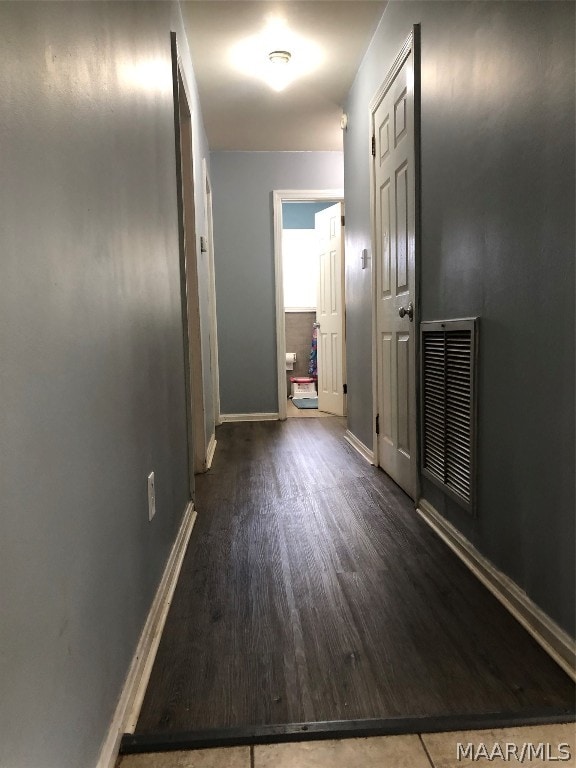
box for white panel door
[316,203,345,416]
[373,48,417,498]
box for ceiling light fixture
[267,50,292,92]
[268,50,291,65]
[230,17,322,93]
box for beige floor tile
[254,735,431,767]
[117,746,250,768]
[422,722,576,768]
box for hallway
[125,419,574,752]
[2,3,574,766]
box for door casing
[316,202,346,417]
[172,33,207,485]
[370,27,421,498]
[202,159,221,430]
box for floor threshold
[120,708,576,754]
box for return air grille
[420,319,478,513]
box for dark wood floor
[135,418,574,734]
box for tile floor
[117,722,576,767]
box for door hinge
[375,413,380,435]
[343,383,347,394]
[341,215,345,227]
[371,135,376,157]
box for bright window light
[283,230,318,309]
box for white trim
[273,189,344,422]
[369,28,418,493]
[173,50,207,483]
[273,191,286,421]
[417,499,576,682]
[369,31,414,112]
[344,429,375,465]
[220,413,279,422]
[203,159,221,427]
[206,433,217,469]
[95,502,197,768]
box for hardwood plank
[134,418,574,735]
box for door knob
[313,321,321,329]
[398,302,414,321]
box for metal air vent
[420,318,478,513]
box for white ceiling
[180,1,387,151]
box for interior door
[174,52,206,481]
[315,202,345,416]
[373,44,417,498]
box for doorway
[370,29,420,499]
[202,159,221,463]
[171,34,207,485]
[273,189,345,421]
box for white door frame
[316,202,346,417]
[369,27,420,489]
[172,34,207,483]
[202,159,221,429]
[273,189,344,420]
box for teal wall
[211,151,343,415]
[282,201,335,229]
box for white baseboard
[206,433,217,469]
[96,501,197,768]
[417,499,576,682]
[220,412,279,422]
[344,429,375,465]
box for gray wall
[285,312,317,396]
[344,1,575,635]
[210,152,343,415]
[0,3,212,767]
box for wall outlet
[147,472,156,521]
